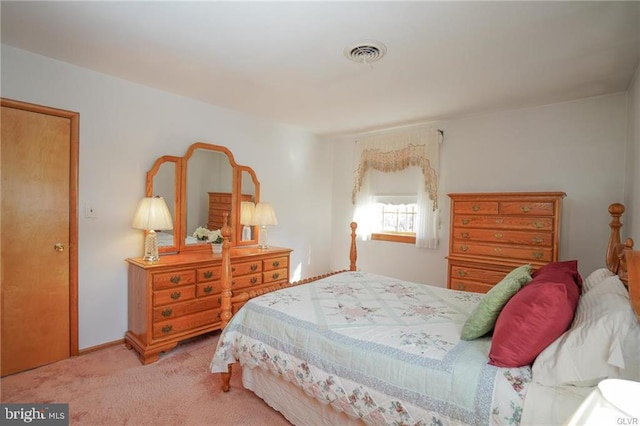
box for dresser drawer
[153,286,196,306]
[232,261,262,276]
[197,266,221,283]
[452,242,552,262]
[232,272,262,290]
[152,270,196,290]
[263,268,288,284]
[450,265,507,284]
[152,297,220,322]
[196,281,221,297]
[264,256,288,271]
[454,215,553,231]
[152,308,221,339]
[453,201,499,215]
[453,227,553,247]
[499,201,555,216]
[449,279,493,294]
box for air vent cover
[344,40,387,64]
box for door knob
[54,243,64,252]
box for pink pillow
[531,260,583,290]
[488,263,581,367]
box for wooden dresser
[447,192,565,293]
[125,246,291,364]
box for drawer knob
[204,286,213,294]
[521,205,532,213]
[251,264,258,271]
[494,233,503,239]
[250,277,258,285]
[456,283,466,290]
[272,261,280,267]
[532,221,544,229]
[161,308,173,318]
[471,205,480,212]
[170,276,181,284]
[462,219,470,225]
[457,270,467,277]
[460,245,468,252]
[460,232,469,239]
[204,271,213,279]
[272,272,280,279]
[494,248,503,253]
[161,325,173,334]
[532,237,543,244]
[170,291,181,300]
[533,252,543,260]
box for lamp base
[257,226,269,249]
[143,230,160,262]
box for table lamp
[250,202,277,249]
[240,201,255,241]
[132,196,173,262]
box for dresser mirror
[145,142,260,253]
[147,156,182,254]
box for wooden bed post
[606,203,624,272]
[219,213,233,392]
[350,222,358,271]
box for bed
[210,204,639,425]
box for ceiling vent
[344,40,387,65]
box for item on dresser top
[132,196,174,262]
[447,191,565,294]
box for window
[371,199,418,244]
[352,127,441,248]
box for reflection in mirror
[237,166,260,245]
[185,148,234,245]
[147,156,180,253]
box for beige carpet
[0,332,290,425]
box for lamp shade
[240,201,256,225]
[250,202,277,226]
[132,197,173,231]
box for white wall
[1,45,334,349]
[330,93,629,284]
[626,64,640,241]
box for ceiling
[2,1,639,136]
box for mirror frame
[145,142,260,254]
[146,155,182,254]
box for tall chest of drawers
[125,246,291,364]
[447,192,565,293]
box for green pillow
[460,264,532,340]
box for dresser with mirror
[125,142,291,364]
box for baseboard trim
[78,338,125,355]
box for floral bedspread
[210,271,531,425]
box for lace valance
[352,128,441,208]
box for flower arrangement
[193,226,224,244]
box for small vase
[211,243,222,254]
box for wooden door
[1,99,78,376]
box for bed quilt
[211,271,531,425]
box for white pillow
[581,267,615,294]
[532,275,640,386]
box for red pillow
[531,260,583,290]
[488,265,581,367]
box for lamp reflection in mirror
[250,202,277,249]
[240,201,255,241]
[132,196,173,262]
